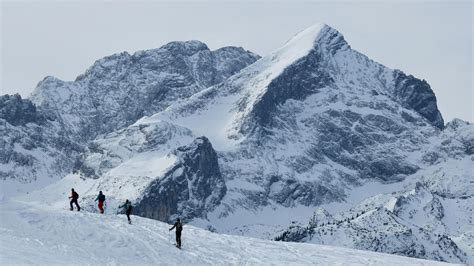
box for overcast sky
[1,1,472,122]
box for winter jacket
[96,194,106,202]
[119,201,132,211]
[170,221,183,233]
[70,191,79,200]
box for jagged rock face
[133,137,226,222]
[30,41,260,141]
[0,94,46,126]
[265,175,341,206]
[392,71,444,129]
[0,95,82,189]
[245,50,334,134]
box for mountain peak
[161,40,210,55]
[281,23,349,57]
[284,23,327,47]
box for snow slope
[0,199,458,265]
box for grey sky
[1,1,472,122]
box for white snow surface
[0,199,458,265]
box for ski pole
[168,229,171,244]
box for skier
[95,191,106,214]
[68,188,80,211]
[119,199,133,224]
[169,218,183,248]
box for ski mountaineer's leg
[126,210,131,224]
[176,231,181,248]
[74,200,80,211]
[98,201,104,214]
[70,200,73,211]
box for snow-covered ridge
[135,23,347,147]
[29,40,260,141]
[137,22,443,150]
[246,23,332,105]
[0,199,458,265]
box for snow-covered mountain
[1,23,472,264]
[30,41,260,140]
[274,117,473,264]
[0,42,259,196]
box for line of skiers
[68,188,183,247]
[69,189,132,221]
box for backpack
[73,191,79,199]
[176,222,183,232]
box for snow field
[0,200,459,265]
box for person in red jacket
[69,188,80,211]
[95,191,105,214]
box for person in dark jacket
[95,191,106,214]
[119,199,133,224]
[68,188,80,211]
[169,218,183,248]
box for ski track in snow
[0,199,459,265]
